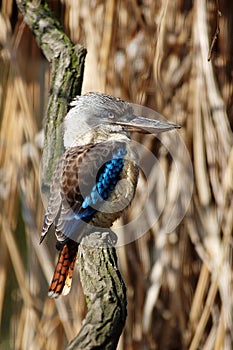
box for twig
[208,0,221,61]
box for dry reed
[0,1,232,349]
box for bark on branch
[16,0,87,189]
[67,231,127,350]
[16,1,127,348]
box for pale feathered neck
[64,123,129,148]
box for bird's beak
[113,115,181,134]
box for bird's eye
[108,114,116,119]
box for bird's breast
[90,144,139,228]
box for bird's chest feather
[91,153,139,227]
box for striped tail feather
[48,242,78,298]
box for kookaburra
[40,92,179,298]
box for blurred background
[0,0,233,349]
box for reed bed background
[0,1,233,349]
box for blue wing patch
[82,155,125,208]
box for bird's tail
[48,242,78,298]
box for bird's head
[63,92,180,148]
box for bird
[40,92,180,298]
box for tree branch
[16,1,127,349]
[67,231,127,350]
[16,0,87,189]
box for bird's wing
[41,140,128,244]
[56,140,128,242]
